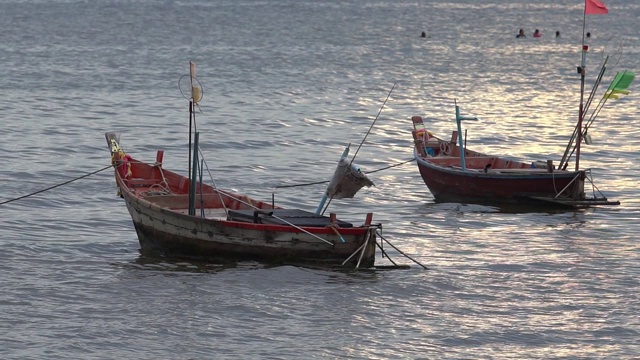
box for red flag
[585,0,608,15]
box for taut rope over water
[0,164,114,206]
[274,157,415,189]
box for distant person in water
[533,29,541,38]
[516,29,526,38]
[555,31,560,38]
[586,32,591,38]
[421,31,426,38]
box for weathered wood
[106,132,377,268]
[410,121,617,208]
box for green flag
[604,71,635,99]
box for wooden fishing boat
[105,63,380,268]
[105,132,377,267]
[411,113,615,207]
[410,1,633,208]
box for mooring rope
[275,157,415,189]
[377,230,428,270]
[0,164,114,206]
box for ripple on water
[2,0,640,359]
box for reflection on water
[417,200,591,218]
[121,255,248,274]
[120,250,415,276]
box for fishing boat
[105,62,383,269]
[410,0,633,208]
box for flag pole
[560,0,609,170]
[575,0,589,171]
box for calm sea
[1,0,639,359]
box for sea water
[1,0,639,358]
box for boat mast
[187,61,201,216]
[454,101,477,171]
[188,62,196,178]
[559,0,612,171]
[575,5,590,172]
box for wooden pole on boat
[455,105,466,170]
[575,0,608,170]
[558,59,608,170]
[559,1,609,171]
[454,103,477,171]
[199,159,205,217]
[189,100,193,179]
[348,83,395,167]
[341,241,367,267]
[316,85,394,216]
[578,2,589,169]
[189,132,199,216]
[315,145,350,215]
[355,236,369,269]
[576,44,588,171]
[188,62,196,180]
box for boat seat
[227,209,353,228]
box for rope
[0,164,114,206]
[140,166,172,197]
[365,158,415,174]
[377,231,428,270]
[141,183,172,197]
[198,147,230,217]
[274,157,415,189]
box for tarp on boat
[326,158,374,199]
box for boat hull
[119,178,377,268]
[106,131,378,268]
[415,151,584,205]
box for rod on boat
[575,44,589,171]
[316,84,394,216]
[188,61,196,180]
[348,83,395,168]
[560,1,608,171]
[315,145,350,215]
[189,132,199,216]
[453,100,478,172]
[558,58,607,171]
